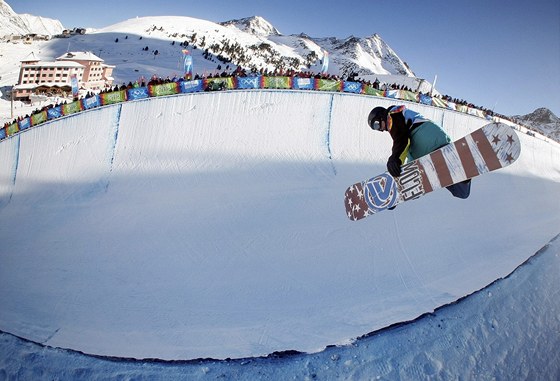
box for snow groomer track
[1,90,559,360]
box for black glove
[387,157,402,177]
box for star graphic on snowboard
[356,187,364,199]
[344,183,370,220]
[506,134,515,145]
[505,152,515,164]
[492,134,501,145]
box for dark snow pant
[446,179,471,199]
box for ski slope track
[0,90,559,361]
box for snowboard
[344,122,521,221]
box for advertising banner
[293,77,314,90]
[236,76,262,89]
[31,111,48,126]
[100,90,127,105]
[315,79,342,92]
[343,81,363,94]
[127,87,150,101]
[180,80,204,93]
[148,82,180,97]
[18,117,31,131]
[262,76,292,89]
[83,95,101,109]
[62,100,83,115]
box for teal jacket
[407,121,451,160]
[387,105,450,163]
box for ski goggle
[371,120,382,131]
[370,118,384,131]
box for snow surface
[1,90,559,363]
[1,231,558,380]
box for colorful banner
[205,77,235,91]
[431,97,448,109]
[467,107,485,118]
[83,95,101,109]
[0,74,500,142]
[385,90,399,99]
[31,111,48,126]
[262,76,292,89]
[6,123,19,136]
[148,82,180,97]
[315,79,342,92]
[100,90,127,105]
[343,81,363,94]
[127,87,149,100]
[62,100,83,115]
[182,50,193,79]
[70,74,79,98]
[363,85,384,97]
[236,76,262,89]
[419,94,432,105]
[292,77,314,90]
[18,117,31,131]
[180,80,204,93]
[447,102,468,112]
[47,106,63,119]
[321,51,329,74]
[398,90,418,102]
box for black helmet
[368,106,388,131]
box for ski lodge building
[13,51,115,101]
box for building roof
[56,51,104,62]
[14,83,71,90]
[24,61,84,68]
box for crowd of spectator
[0,69,530,138]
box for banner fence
[1,75,503,142]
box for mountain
[0,10,423,122]
[222,17,415,77]
[512,108,560,142]
[92,15,414,79]
[220,16,280,37]
[0,5,414,81]
[0,0,64,36]
[0,0,415,81]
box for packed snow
[1,234,557,379]
[1,89,559,363]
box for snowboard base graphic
[344,122,521,221]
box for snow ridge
[0,1,64,36]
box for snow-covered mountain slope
[88,15,413,78]
[512,107,560,142]
[0,0,64,36]
[1,90,558,360]
[221,15,281,37]
[0,11,422,123]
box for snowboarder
[367,105,471,199]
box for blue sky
[10,0,560,116]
